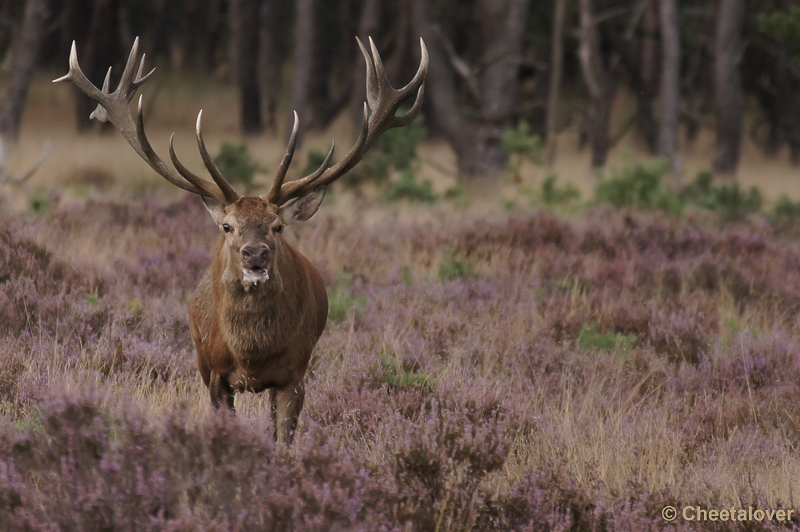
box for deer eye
[222,224,232,233]
[274,224,283,234]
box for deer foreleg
[269,381,305,445]
[209,372,235,411]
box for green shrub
[444,185,467,200]
[594,162,763,221]
[757,6,800,44]
[698,181,762,222]
[213,142,263,186]
[383,170,437,203]
[327,274,367,323]
[675,171,761,221]
[502,120,543,163]
[541,174,580,205]
[14,407,43,433]
[502,120,542,181]
[681,170,714,198]
[438,245,475,280]
[400,265,414,286]
[85,290,100,309]
[768,195,800,225]
[29,195,49,214]
[594,158,683,213]
[578,322,637,354]
[378,356,434,392]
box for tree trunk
[713,0,746,178]
[636,0,659,153]
[203,0,227,70]
[181,0,201,68]
[351,0,381,129]
[657,0,681,177]
[410,0,471,163]
[0,1,16,61]
[386,2,413,82]
[474,0,530,175]
[259,0,289,131]
[763,50,788,156]
[0,0,52,139]
[308,1,352,129]
[578,0,616,167]
[411,0,529,181]
[287,0,319,146]
[150,0,170,60]
[231,0,263,135]
[789,87,800,164]
[545,0,568,168]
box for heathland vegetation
[2,86,800,528]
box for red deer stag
[55,37,427,445]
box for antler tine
[168,132,224,199]
[391,82,425,128]
[306,141,336,182]
[53,41,104,100]
[53,38,233,205]
[132,53,155,94]
[134,97,224,200]
[367,37,392,107]
[118,36,142,98]
[89,66,113,122]
[263,111,300,203]
[399,39,429,99]
[195,111,241,204]
[275,38,428,205]
[278,103,370,203]
[356,38,379,112]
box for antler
[53,38,240,205]
[263,37,428,206]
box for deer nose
[241,244,270,266]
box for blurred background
[0,0,798,205]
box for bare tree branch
[432,24,482,103]
[0,137,53,184]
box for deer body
[192,243,327,394]
[56,36,427,444]
[189,198,328,441]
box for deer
[54,37,427,445]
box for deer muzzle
[241,244,270,284]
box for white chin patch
[243,267,269,286]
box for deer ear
[280,187,326,225]
[201,195,226,225]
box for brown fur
[189,195,327,445]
